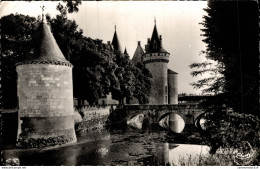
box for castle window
[165,86,168,94]
[165,96,168,104]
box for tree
[73,41,115,105]
[1,14,40,108]
[190,1,259,115]
[133,62,152,104]
[110,51,135,104]
[110,50,152,105]
[190,1,259,154]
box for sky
[0,1,209,95]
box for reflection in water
[154,143,170,165]
[168,144,210,165]
[3,112,211,166]
[199,118,207,130]
[127,114,144,129]
[2,125,211,166]
[158,113,185,133]
[152,143,210,166]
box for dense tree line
[1,10,151,108]
[190,1,259,154]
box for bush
[74,108,83,124]
[198,108,260,166]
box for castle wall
[16,64,76,148]
[168,73,178,104]
[143,53,169,104]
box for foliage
[110,52,152,104]
[133,62,152,104]
[189,1,259,156]
[190,1,259,115]
[110,51,134,104]
[202,110,260,154]
[1,14,40,108]
[176,146,259,166]
[74,108,83,124]
[56,1,82,16]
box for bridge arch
[194,112,209,130]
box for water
[2,124,210,166]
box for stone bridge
[111,103,205,125]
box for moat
[2,122,209,166]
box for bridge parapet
[112,103,204,125]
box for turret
[111,25,122,52]
[16,15,76,148]
[124,47,129,59]
[143,20,170,104]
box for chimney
[159,35,162,40]
[148,38,151,43]
[107,41,110,45]
[138,41,141,46]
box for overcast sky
[0,1,209,94]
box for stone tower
[16,18,76,148]
[143,22,170,104]
[168,69,178,104]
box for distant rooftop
[132,41,144,64]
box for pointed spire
[124,47,128,55]
[111,25,122,52]
[145,19,169,54]
[151,23,159,47]
[40,5,46,22]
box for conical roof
[112,28,122,52]
[132,41,144,65]
[145,23,169,54]
[124,47,128,55]
[168,69,178,74]
[17,21,72,67]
